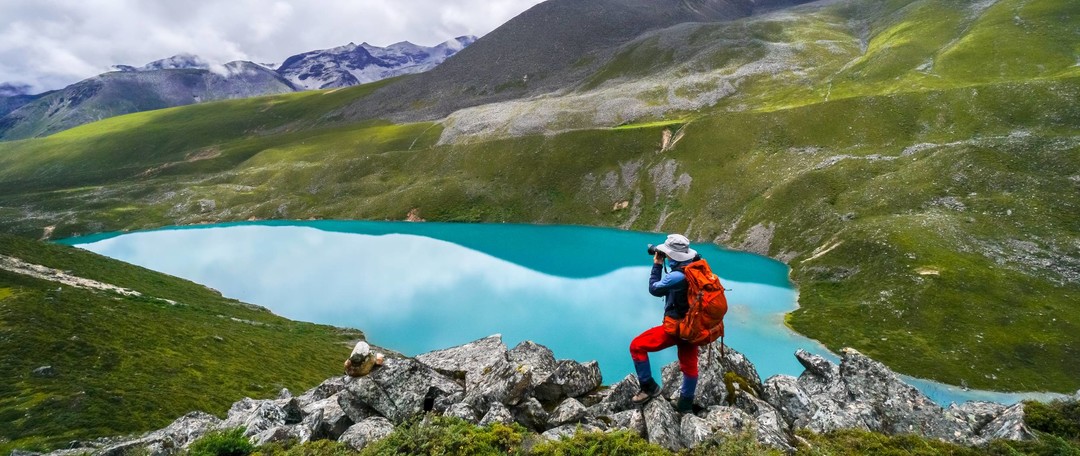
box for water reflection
[69,223,1062,406]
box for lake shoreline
[61,220,1073,405]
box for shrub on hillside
[358,416,529,456]
[792,429,980,456]
[531,429,668,456]
[187,427,255,456]
[681,430,781,456]
[1024,399,1080,440]
[253,439,356,456]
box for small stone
[548,398,588,427]
[512,397,550,431]
[339,417,394,451]
[31,365,57,377]
[542,423,603,441]
[479,402,515,426]
[610,409,646,436]
[444,403,479,424]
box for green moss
[724,372,757,406]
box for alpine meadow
[1,0,1079,454]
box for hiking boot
[676,396,694,413]
[632,379,660,405]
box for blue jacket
[649,260,690,319]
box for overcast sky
[0,0,546,94]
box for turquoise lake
[63,221,1063,406]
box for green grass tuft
[188,427,255,456]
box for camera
[647,244,663,256]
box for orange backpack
[671,259,728,346]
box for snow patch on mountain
[277,36,477,90]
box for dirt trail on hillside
[0,254,142,297]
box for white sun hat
[655,233,698,262]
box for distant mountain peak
[140,53,211,71]
[278,37,476,91]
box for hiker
[630,233,702,412]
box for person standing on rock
[630,233,700,412]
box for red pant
[630,325,699,377]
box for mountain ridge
[332,0,818,124]
[0,37,476,141]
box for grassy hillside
[0,235,363,453]
[0,0,1077,400]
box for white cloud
[0,0,545,94]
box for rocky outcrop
[41,335,1041,455]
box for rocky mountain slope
[0,38,475,141]
[31,335,1055,455]
[277,36,477,90]
[0,61,296,140]
[0,0,1076,412]
[333,0,818,123]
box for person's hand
[654,253,664,264]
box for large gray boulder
[462,357,533,409]
[297,377,348,406]
[657,345,756,409]
[250,425,312,446]
[745,396,795,452]
[679,406,754,448]
[220,398,289,437]
[643,399,682,451]
[339,417,395,451]
[535,360,602,402]
[479,401,515,426]
[588,374,638,416]
[548,398,588,427]
[836,348,971,441]
[948,401,1006,436]
[971,403,1035,445]
[342,358,463,423]
[508,340,558,387]
[610,409,647,437]
[302,395,353,440]
[795,350,844,400]
[512,397,550,431]
[336,389,379,423]
[96,411,221,456]
[444,403,479,424]
[720,346,764,397]
[277,397,303,424]
[762,375,814,428]
[416,334,509,386]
